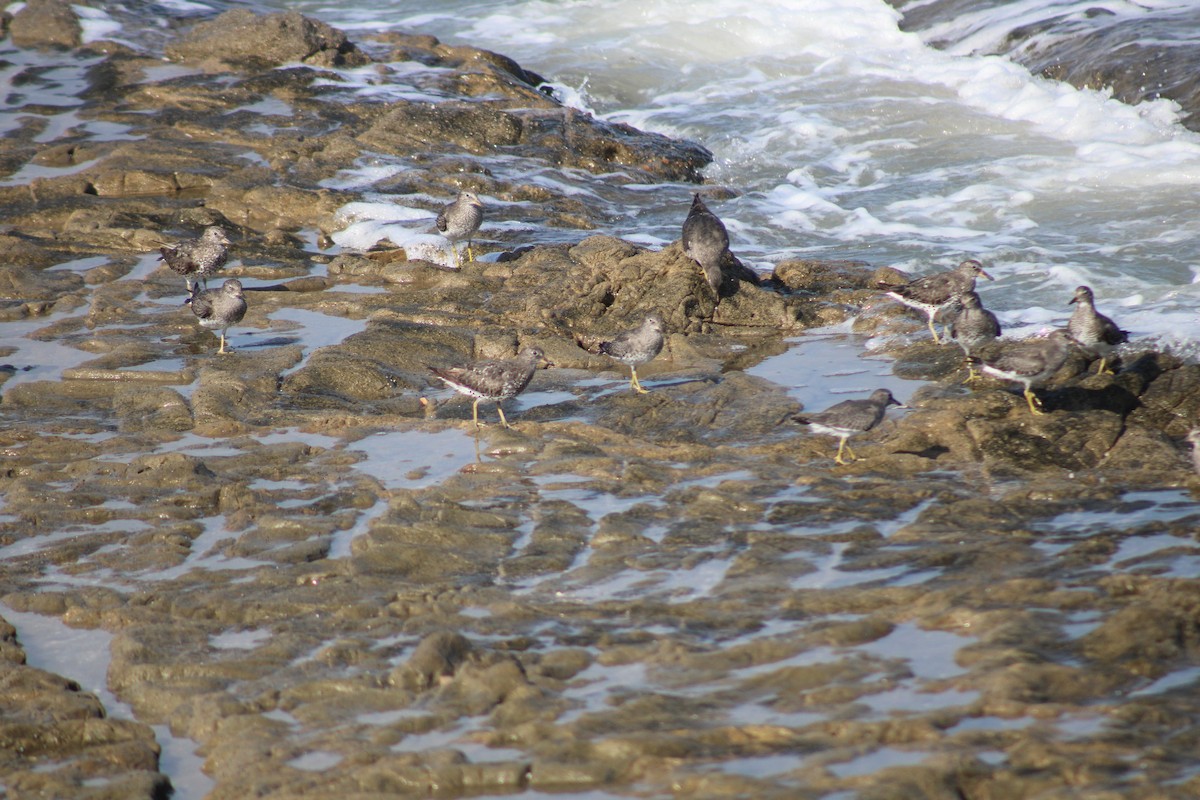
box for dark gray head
[958,290,983,309]
[1069,285,1095,306]
[868,388,904,409]
[958,259,994,281]
[643,312,665,333]
[458,191,484,208]
[202,226,231,246]
[221,278,244,297]
[518,345,550,366]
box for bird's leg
[217,332,228,355]
[464,240,475,264]
[451,244,462,269]
[471,398,482,429]
[833,438,849,466]
[843,441,857,462]
[926,316,941,344]
[1096,357,1112,374]
[962,364,981,385]
[1024,388,1045,415]
[630,367,649,394]
[495,404,511,429]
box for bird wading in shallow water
[597,313,665,394]
[970,329,1076,415]
[436,191,484,268]
[682,193,731,294]
[792,388,905,466]
[159,225,231,292]
[880,259,994,343]
[429,346,551,429]
[949,290,1001,383]
[186,278,246,355]
[1068,285,1129,374]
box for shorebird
[435,191,484,268]
[880,259,994,343]
[1068,285,1129,374]
[949,290,1001,383]
[186,278,246,355]
[597,313,665,394]
[159,225,231,291]
[970,329,1076,415]
[792,388,905,465]
[682,193,731,293]
[429,346,550,429]
[1187,430,1200,476]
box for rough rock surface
[0,8,1199,800]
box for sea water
[239,0,1200,354]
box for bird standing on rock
[949,290,1001,383]
[970,329,1076,415]
[597,313,665,394]
[436,191,484,268]
[792,388,905,466]
[159,225,231,291]
[1068,285,1128,374]
[429,346,551,429]
[186,278,246,355]
[682,193,731,293]
[880,259,994,343]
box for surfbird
[429,345,550,429]
[597,312,665,394]
[1187,430,1200,475]
[160,225,231,291]
[880,259,994,343]
[682,193,731,293]
[1068,285,1129,374]
[436,191,484,268]
[792,388,905,465]
[970,328,1075,415]
[186,278,246,355]
[949,290,1001,383]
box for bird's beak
[980,269,995,281]
[1068,296,1077,305]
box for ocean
[232,0,1200,353]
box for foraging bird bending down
[597,313,665,394]
[949,290,1001,383]
[970,329,1076,415]
[429,346,550,429]
[159,225,231,291]
[682,193,731,293]
[880,259,994,343]
[792,388,905,466]
[1068,285,1129,374]
[436,191,484,268]
[186,278,246,355]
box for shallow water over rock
[1,5,1200,800]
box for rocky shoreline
[887,0,1200,132]
[2,4,1200,799]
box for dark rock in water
[166,9,371,69]
[9,0,81,49]
[888,0,1200,132]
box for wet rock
[9,0,81,50]
[113,385,194,433]
[166,9,370,69]
[0,613,169,800]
